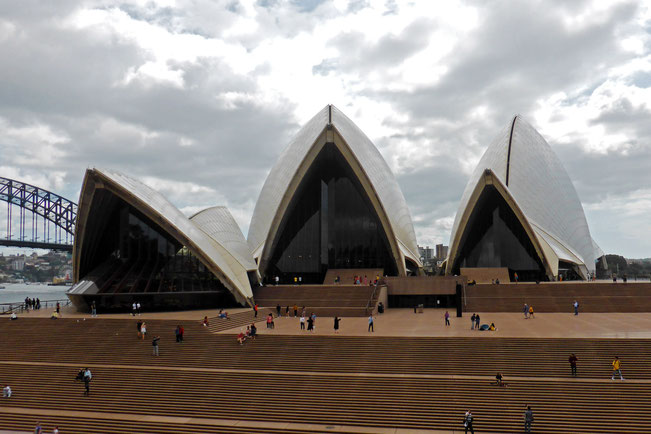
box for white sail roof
[449,116,601,275]
[247,104,421,273]
[190,206,256,272]
[75,168,253,304]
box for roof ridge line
[505,115,518,186]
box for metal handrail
[0,298,70,314]
[365,284,379,316]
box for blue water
[0,283,69,305]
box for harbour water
[0,283,69,305]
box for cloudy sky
[1,0,650,257]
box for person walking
[56,302,60,315]
[136,302,141,315]
[573,300,579,315]
[514,272,519,283]
[179,325,184,342]
[307,315,314,332]
[293,304,298,317]
[140,322,147,340]
[152,335,160,356]
[300,314,306,330]
[523,303,529,319]
[276,304,281,318]
[334,316,341,334]
[254,304,258,318]
[83,368,92,396]
[471,313,476,330]
[524,406,534,433]
[612,356,624,380]
[368,314,374,332]
[91,301,97,317]
[137,320,143,339]
[175,325,181,343]
[569,353,578,376]
[474,314,480,330]
[529,305,534,318]
[34,422,42,434]
[444,311,450,326]
[464,410,475,434]
[132,302,137,316]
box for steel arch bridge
[0,176,77,251]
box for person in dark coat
[334,316,341,334]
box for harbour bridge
[0,176,77,252]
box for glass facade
[266,143,397,283]
[452,186,546,281]
[76,192,236,310]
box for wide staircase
[322,268,383,285]
[2,318,651,433]
[465,281,651,312]
[253,284,377,317]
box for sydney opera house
[68,105,421,311]
[68,106,603,311]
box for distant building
[12,256,25,271]
[435,244,448,261]
[418,246,434,263]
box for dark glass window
[79,194,230,296]
[266,143,397,283]
[452,186,546,281]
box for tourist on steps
[141,322,147,339]
[254,303,258,318]
[307,315,314,332]
[2,384,11,398]
[276,304,281,317]
[444,311,450,326]
[523,303,529,319]
[524,406,534,433]
[612,356,625,380]
[573,300,579,315]
[471,313,476,330]
[34,422,42,434]
[300,314,306,330]
[368,315,374,332]
[569,354,578,376]
[152,335,160,356]
[464,410,474,434]
[334,316,341,334]
[528,306,535,318]
[83,368,92,395]
[137,320,143,338]
[474,314,480,330]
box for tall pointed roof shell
[448,116,600,276]
[247,104,421,271]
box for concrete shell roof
[190,206,256,272]
[449,116,600,272]
[247,104,421,266]
[79,168,253,303]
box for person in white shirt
[3,384,12,398]
[10,313,17,320]
[132,302,137,316]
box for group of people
[131,302,142,316]
[237,323,258,344]
[463,406,535,433]
[24,297,41,310]
[32,422,59,434]
[469,313,496,331]
[523,304,535,319]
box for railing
[0,298,71,314]
[365,284,379,316]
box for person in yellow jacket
[612,356,625,380]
